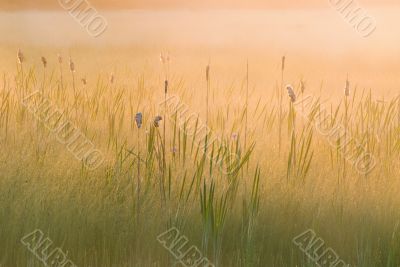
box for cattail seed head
[58,53,63,64]
[286,84,296,103]
[110,73,114,84]
[344,78,350,97]
[154,116,162,128]
[69,57,75,73]
[281,56,286,71]
[206,65,210,82]
[135,113,143,129]
[17,49,24,64]
[164,80,168,94]
[41,56,47,68]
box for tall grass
[0,48,399,267]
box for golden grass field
[0,9,400,267]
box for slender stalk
[205,63,210,153]
[72,72,76,96]
[245,60,249,153]
[279,56,285,154]
[343,75,350,185]
[162,79,168,208]
[136,129,141,224]
[42,68,46,93]
[343,95,348,184]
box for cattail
[17,49,24,64]
[300,80,305,94]
[41,56,47,68]
[135,113,143,129]
[58,53,63,64]
[154,116,162,128]
[281,56,285,71]
[206,65,210,82]
[344,77,350,97]
[69,57,75,72]
[164,80,168,94]
[110,73,115,84]
[81,77,87,86]
[287,85,296,102]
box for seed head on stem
[41,56,47,68]
[69,57,75,73]
[286,84,296,103]
[344,76,350,97]
[17,49,24,65]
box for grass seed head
[345,77,350,97]
[135,113,143,129]
[17,49,24,64]
[154,116,162,127]
[69,57,75,72]
[41,56,47,68]
[286,84,296,102]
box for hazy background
[0,0,399,95]
[0,0,399,9]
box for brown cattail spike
[287,85,296,103]
[164,80,168,94]
[41,56,47,68]
[69,58,75,72]
[154,116,162,128]
[345,77,350,97]
[135,113,143,129]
